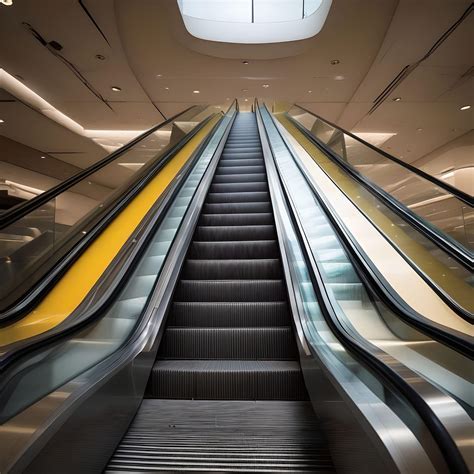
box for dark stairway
[107,113,334,472]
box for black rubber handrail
[0,108,224,322]
[257,103,469,474]
[285,113,473,270]
[292,103,473,205]
[0,105,200,229]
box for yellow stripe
[1,117,219,346]
[277,113,473,314]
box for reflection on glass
[0,103,236,422]
[287,106,473,253]
[281,106,473,314]
[0,105,221,310]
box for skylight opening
[177,0,332,44]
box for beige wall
[412,131,474,195]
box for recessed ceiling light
[308,90,312,94]
[416,128,423,132]
[330,59,340,65]
[95,54,106,61]
[242,60,249,65]
[334,75,344,81]
[0,0,13,6]
[111,86,122,92]
[226,97,230,100]
[164,87,169,90]
[156,74,162,78]
[193,90,200,94]
[393,97,401,102]
[241,89,248,92]
[87,181,92,185]
[244,98,248,102]
[460,105,471,110]
[40,155,46,159]
[0,119,4,123]
[262,84,270,88]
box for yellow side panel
[1,117,219,346]
[276,113,473,314]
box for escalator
[0,108,471,474]
[278,104,473,321]
[0,105,222,351]
[107,113,333,472]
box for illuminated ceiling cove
[177,0,333,43]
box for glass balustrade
[0,105,222,312]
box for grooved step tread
[175,279,286,302]
[159,327,297,360]
[189,240,279,259]
[194,225,276,241]
[149,361,307,400]
[169,301,290,327]
[199,213,274,226]
[206,191,269,203]
[181,259,281,280]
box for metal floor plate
[106,399,334,473]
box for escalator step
[216,165,266,175]
[218,159,263,167]
[206,191,269,203]
[202,201,272,214]
[189,240,279,259]
[221,152,264,160]
[169,301,290,327]
[194,224,276,241]
[159,327,297,359]
[175,280,286,302]
[149,361,307,399]
[210,182,268,193]
[181,259,281,279]
[212,173,267,183]
[199,213,274,226]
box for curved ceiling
[0,0,471,184]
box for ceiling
[0,0,472,183]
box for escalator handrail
[0,108,226,323]
[292,103,473,206]
[284,114,474,320]
[267,104,473,351]
[0,101,238,373]
[0,105,198,229]
[286,110,473,271]
[257,103,469,474]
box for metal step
[149,361,307,399]
[216,165,266,175]
[206,191,269,203]
[210,181,268,193]
[202,201,272,214]
[212,173,268,183]
[199,212,274,226]
[218,159,264,167]
[182,259,281,279]
[194,224,276,241]
[189,240,279,259]
[158,327,298,359]
[169,301,290,327]
[175,280,286,302]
